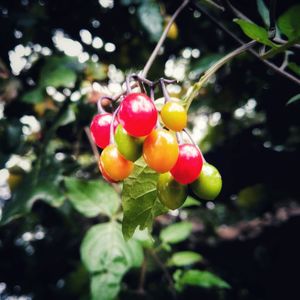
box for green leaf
[122,158,167,240]
[64,177,120,218]
[234,19,277,47]
[191,54,224,77]
[81,222,143,274]
[286,93,300,105]
[137,2,163,42]
[39,56,81,88]
[174,270,230,292]
[288,62,300,76]
[22,88,45,104]
[127,238,144,268]
[160,222,193,244]
[132,228,154,248]
[85,61,107,80]
[261,37,300,59]
[90,272,122,300]
[257,0,270,27]
[41,67,76,88]
[278,5,300,39]
[168,251,203,267]
[0,156,65,225]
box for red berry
[90,113,118,149]
[171,144,203,184]
[118,93,158,137]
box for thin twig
[184,41,256,109]
[137,256,147,294]
[192,2,300,86]
[142,0,190,77]
[84,126,99,161]
[148,249,177,299]
[109,0,190,102]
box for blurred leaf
[237,184,267,210]
[234,19,277,47]
[0,156,65,225]
[288,62,300,76]
[90,272,122,300]
[257,0,270,27]
[39,56,81,88]
[85,61,107,80]
[137,1,163,42]
[40,67,76,88]
[168,251,203,267]
[127,238,144,267]
[64,177,120,218]
[286,93,300,105]
[191,54,223,77]
[160,222,193,244]
[22,88,45,104]
[174,269,230,291]
[81,222,144,299]
[132,228,155,248]
[122,158,167,240]
[120,0,142,5]
[81,222,143,273]
[278,5,300,39]
[0,119,23,153]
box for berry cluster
[90,75,222,210]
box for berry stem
[97,95,115,114]
[141,0,190,77]
[109,106,120,145]
[183,128,206,162]
[160,79,171,104]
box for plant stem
[84,126,99,161]
[138,256,147,294]
[148,249,177,299]
[141,0,190,77]
[192,2,300,86]
[184,41,256,110]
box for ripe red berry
[117,93,158,137]
[90,113,118,149]
[170,144,203,184]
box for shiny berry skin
[171,144,203,184]
[157,172,188,210]
[98,159,117,183]
[191,162,222,200]
[118,93,158,137]
[143,129,179,173]
[115,124,144,162]
[90,113,118,149]
[160,101,187,132]
[99,144,134,181]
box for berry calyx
[157,172,188,210]
[191,162,222,200]
[160,101,187,131]
[171,144,203,184]
[90,113,118,149]
[115,124,144,161]
[118,93,158,137]
[143,129,179,173]
[99,144,134,181]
